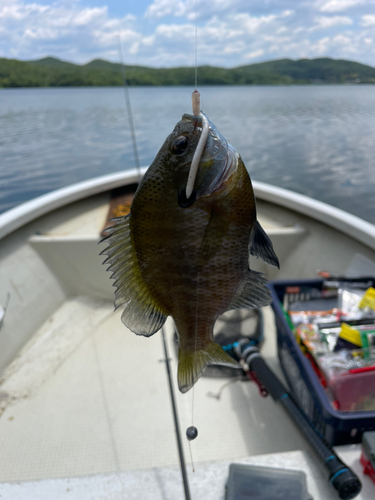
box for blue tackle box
[270,278,375,446]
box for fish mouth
[178,112,239,200]
[191,115,239,199]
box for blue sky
[1,0,375,67]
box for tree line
[1,56,375,88]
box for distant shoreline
[1,56,375,88]
[1,82,372,90]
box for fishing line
[195,0,198,89]
[117,35,142,183]
[190,0,200,442]
[184,1,202,462]
[186,268,200,472]
[193,272,199,423]
[188,440,195,473]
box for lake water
[0,85,374,224]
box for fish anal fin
[229,269,272,310]
[178,342,239,393]
[120,296,167,338]
[100,214,168,337]
[249,220,280,269]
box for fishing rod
[116,35,142,182]
[161,327,192,500]
[235,341,362,500]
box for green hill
[1,56,375,88]
[237,58,375,83]
[84,59,122,70]
[28,56,77,68]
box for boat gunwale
[0,169,374,250]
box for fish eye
[172,136,189,155]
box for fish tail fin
[177,342,239,393]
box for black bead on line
[186,426,198,441]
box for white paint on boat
[1,170,374,249]
[0,169,146,241]
[254,181,375,250]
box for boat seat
[29,222,306,299]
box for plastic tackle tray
[270,278,375,446]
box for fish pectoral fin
[229,269,272,310]
[178,343,239,393]
[100,214,167,337]
[249,220,280,269]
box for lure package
[339,286,375,318]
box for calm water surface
[0,86,374,223]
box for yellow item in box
[359,287,375,311]
[339,323,362,347]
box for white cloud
[0,3,48,20]
[315,15,353,28]
[311,36,331,53]
[223,42,246,54]
[318,0,363,13]
[73,7,106,27]
[245,49,264,59]
[361,14,375,26]
[332,34,352,45]
[154,22,192,38]
[0,0,375,68]
[0,1,138,62]
[146,0,189,19]
[146,0,235,20]
[236,13,276,30]
[281,10,294,17]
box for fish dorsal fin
[100,215,167,337]
[229,269,272,310]
[249,220,280,268]
[178,342,239,393]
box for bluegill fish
[101,112,279,393]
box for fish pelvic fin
[100,214,167,337]
[178,342,239,393]
[229,269,272,310]
[249,220,280,269]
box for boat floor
[1,189,374,497]
[0,297,309,483]
[0,447,372,500]
[1,297,373,500]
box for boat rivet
[186,426,198,441]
